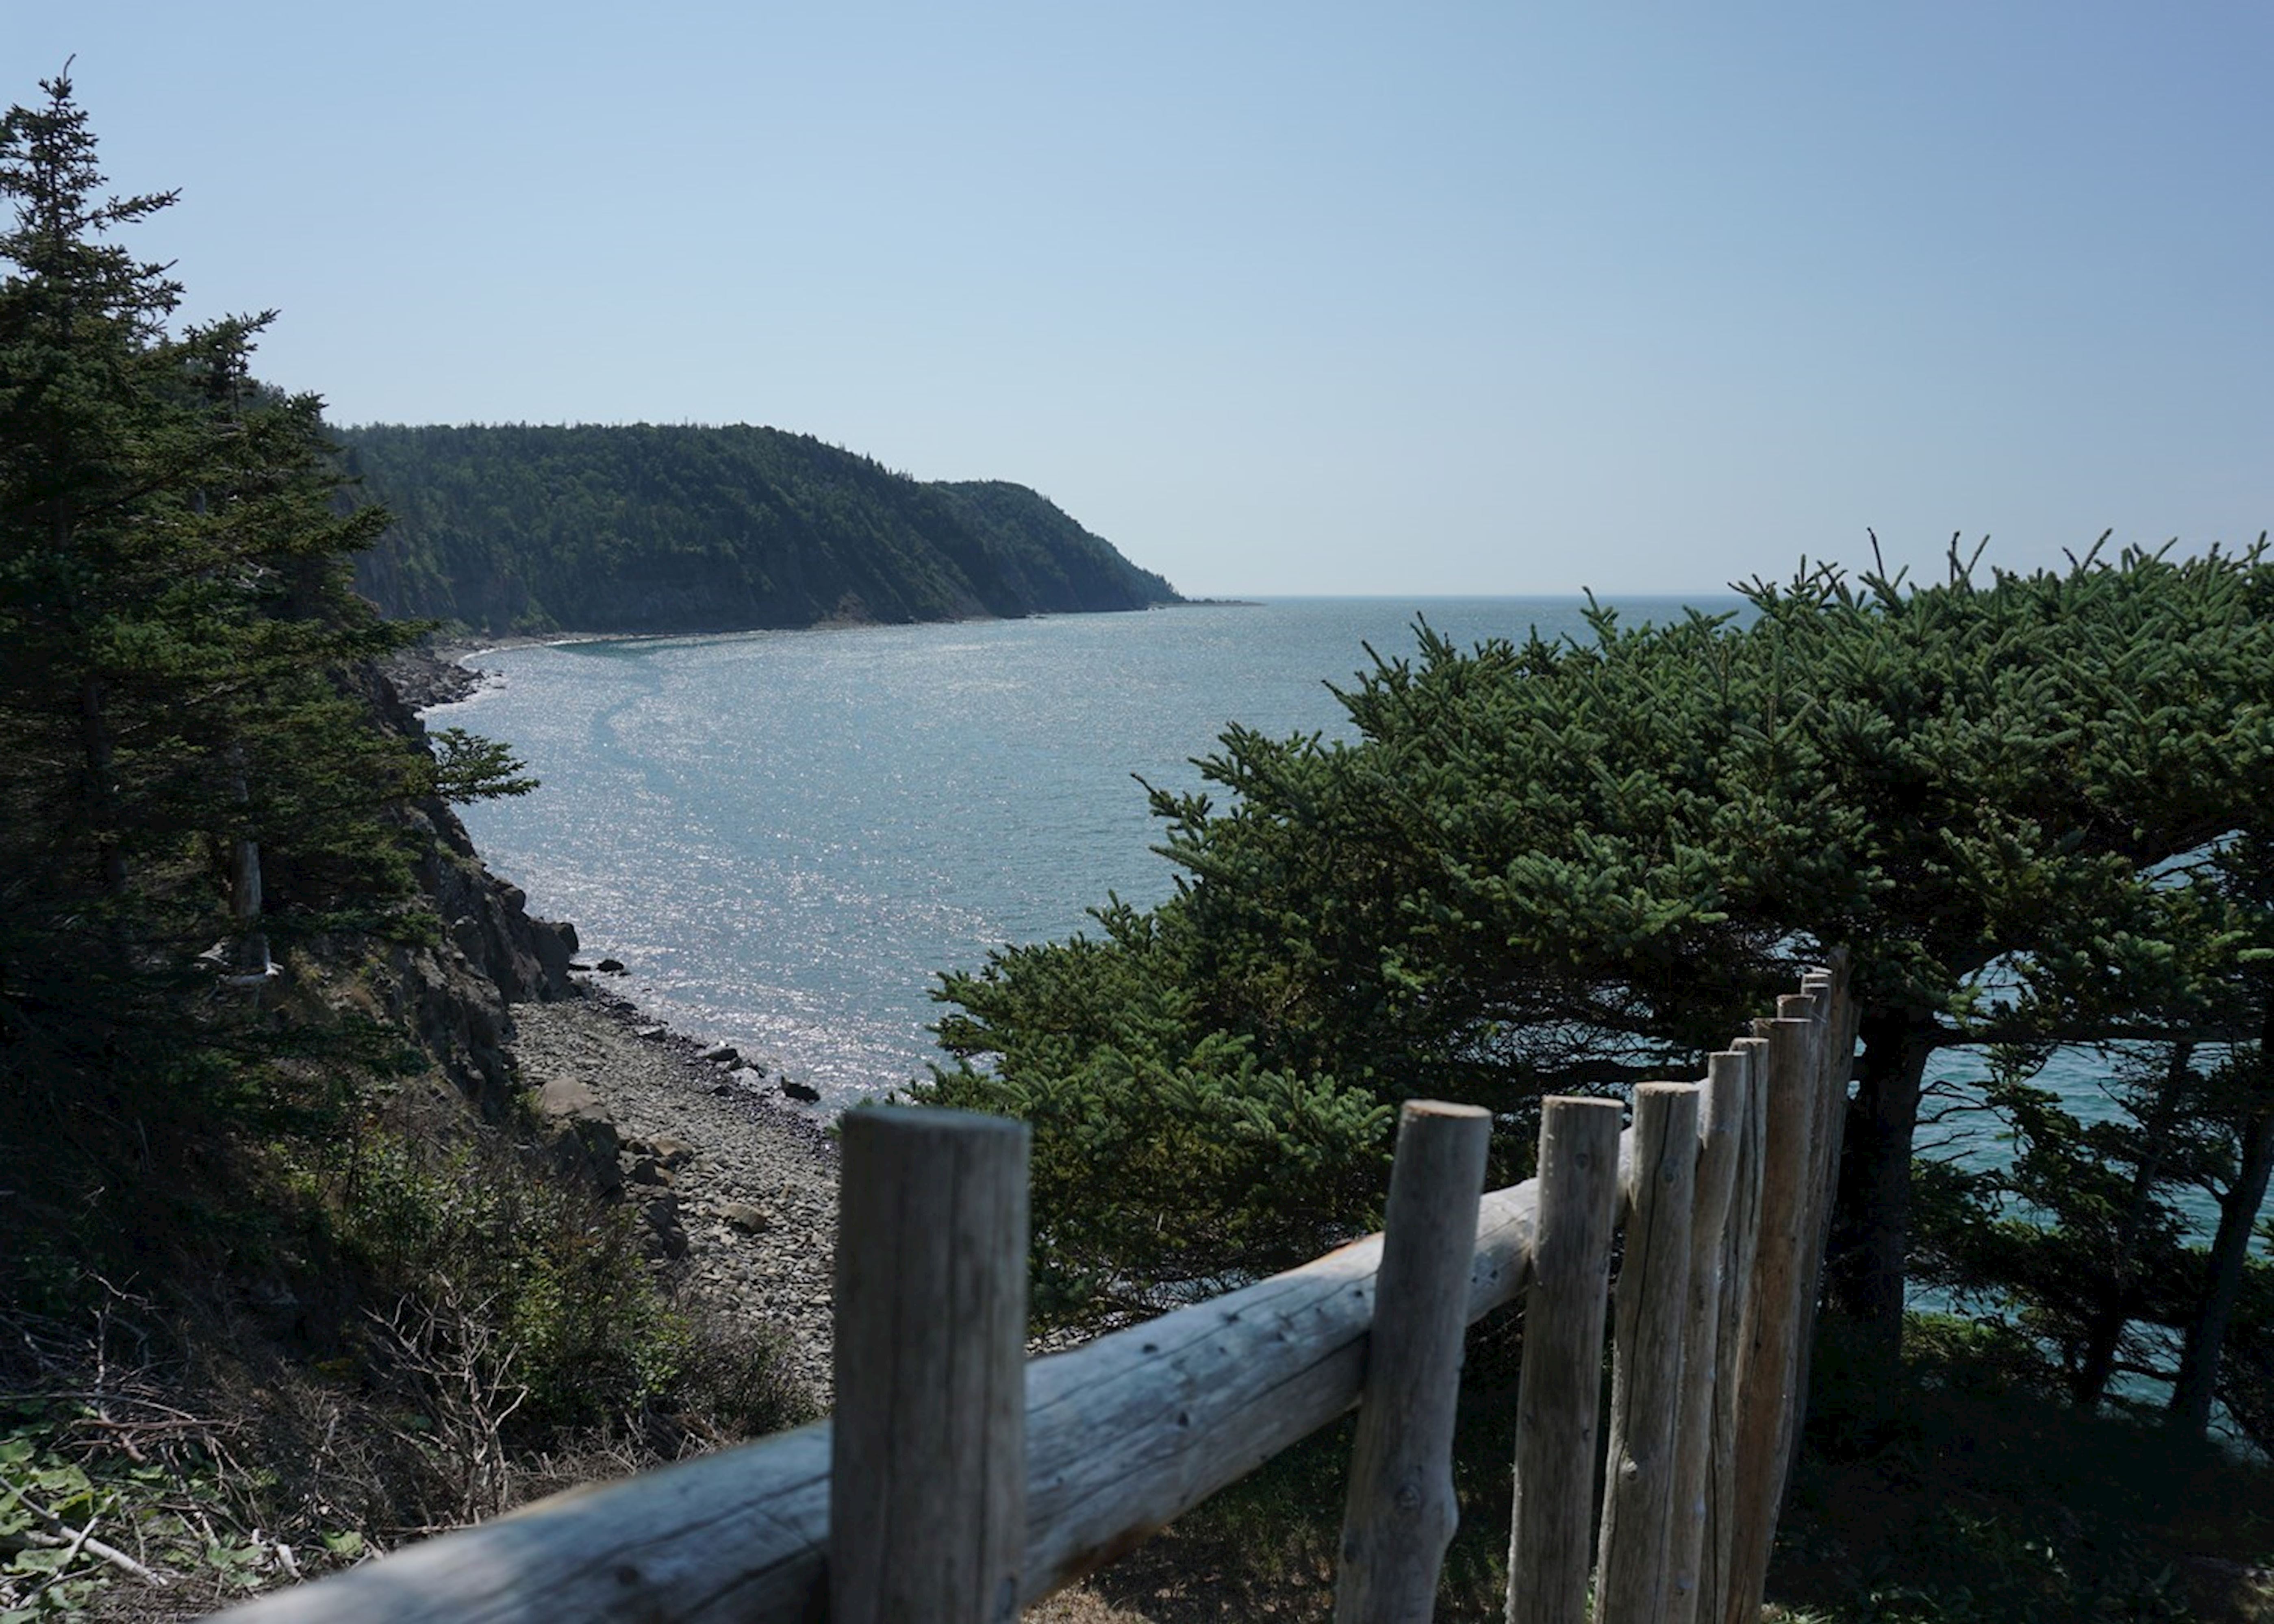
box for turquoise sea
[433,596,2260,1253]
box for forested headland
[341,422,1182,636]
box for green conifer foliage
[1911,829,2274,1443]
[931,546,2274,1340]
[0,72,463,1211]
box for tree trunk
[1827,1008,1936,1355]
[2169,1051,2274,1437]
[2074,1043,2191,1408]
[227,750,269,975]
[78,671,127,895]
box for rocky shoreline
[395,636,1147,1621]
[386,638,846,1400]
[515,984,842,1403]
[380,642,493,710]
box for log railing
[219,966,1856,1624]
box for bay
[437,596,1715,1105]
[434,596,2266,1423]
[433,594,2248,1237]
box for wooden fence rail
[219,966,1854,1624]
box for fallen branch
[10,1513,171,1587]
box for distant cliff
[339,423,1181,634]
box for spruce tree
[0,71,465,1238]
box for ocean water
[437,597,1675,1102]
[434,597,2259,1249]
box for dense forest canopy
[0,69,434,1126]
[340,422,1182,635]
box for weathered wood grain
[1784,968,1855,1487]
[1595,1083,1700,1624]
[1720,997,1824,1624]
[1667,1049,1752,1624]
[1021,1151,1559,1594]
[1703,1036,1769,1624]
[1506,1096,1625,1624]
[1334,1101,1492,1624]
[831,1108,1029,1624]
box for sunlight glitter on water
[437,599,1632,1105]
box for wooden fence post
[1335,1100,1492,1624]
[1718,992,1824,1624]
[1785,968,1854,1486]
[1595,1082,1701,1624]
[1705,1036,1769,1621]
[1507,1097,1623,1624]
[831,1107,1029,1624]
[1666,1051,1753,1624]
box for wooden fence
[221,966,1856,1624]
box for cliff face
[925,479,1180,614]
[357,660,580,1115]
[387,795,578,1114]
[340,423,1180,635]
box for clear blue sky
[8,2,2268,596]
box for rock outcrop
[354,656,581,1117]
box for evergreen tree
[1914,834,2274,1439]
[0,72,496,1237]
[929,547,2274,1341]
[0,67,186,924]
[2161,837,2274,1437]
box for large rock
[340,660,582,1117]
[536,1074,606,1122]
[639,1192,688,1260]
[534,1074,623,1196]
[720,1201,771,1235]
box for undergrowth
[1768,1314,2274,1623]
[1,1080,814,1620]
[1062,1307,2274,1623]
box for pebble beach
[508,987,842,1403]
